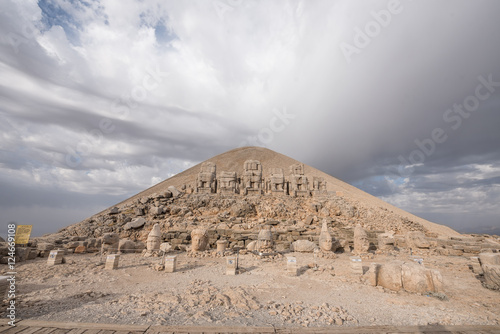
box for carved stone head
[319,220,332,251]
[191,229,209,252]
[257,226,274,251]
[146,224,162,251]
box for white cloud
[1,0,500,235]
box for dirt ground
[4,251,500,327]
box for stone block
[350,256,363,275]
[105,254,120,270]
[124,217,146,230]
[287,257,298,276]
[165,255,177,273]
[291,239,316,252]
[377,261,404,291]
[226,256,237,275]
[47,250,64,266]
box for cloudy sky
[1,0,499,237]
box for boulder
[353,225,370,254]
[291,240,317,253]
[168,186,182,197]
[375,261,404,292]
[160,242,172,252]
[479,253,500,290]
[246,240,257,251]
[230,201,255,217]
[37,242,55,251]
[109,207,119,214]
[87,238,101,252]
[402,262,442,294]
[74,245,87,253]
[101,233,119,254]
[118,239,137,254]
[150,206,164,215]
[377,232,395,251]
[406,231,430,249]
[369,260,443,294]
[124,217,146,230]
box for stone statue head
[191,229,208,252]
[257,226,274,251]
[146,224,162,251]
[319,220,332,251]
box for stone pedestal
[369,263,380,286]
[165,255,177,273]
[226,256,237,275]
[0,276,9,298]
[105,254,120,270]
[350,256,363,275]
[47,250,64,266]
[287,257,298,276]
[217,240,228,253]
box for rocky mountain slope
[58,146,461,241]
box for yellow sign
[15,225,33,245]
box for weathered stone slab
[124,217,146,230]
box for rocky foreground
[6,251,500,327]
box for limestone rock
[160,242,172,253]
[74,245,87,253]
[375,261,403,292]
[246,240,257,251]
[319,220,332,251]
[402,262,442,294]
[150,206,164,215]
[377,231,395,251]
[406,231,430,249]
[353,225,370,254]
[143,224,162,257]
[230,201,256,217]
[124,217,146,230]
[168,186,182,197]
[191,229,209,252]
[291,240,317,253]
[119,239,137,254]
[101,233,119,254]
[37,242,55,251]
[369,260,443,294]
[479,253,500,290]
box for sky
[1,0,499,237]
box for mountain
[64,146,460,238]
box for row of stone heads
[193,161,328,195]
[139,223,374,255]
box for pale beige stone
[101,233,119,254]
[287,256,298,276]
[196,162,217,194]
[256,226,273,252]
[165,255,177,273]
[105,254,119,270]
[353,225,370,254]
[226,256,237,275]
[191,229,209,252]
[406,231,430,249]
[242,160,263,195]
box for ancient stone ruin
[242,160,264,195]
[196,162,217,194]
[191,228,209,252]
[190,160,328,197]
